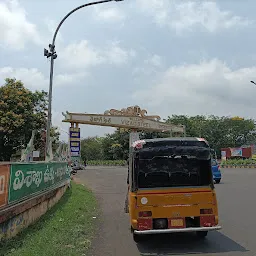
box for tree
[80,128,179,161]
[100,129,171,160]
[33,127,60,160]
[140,131,171,139]
[165,115,206,137]
[78,115,256,161]
[101,130,129,160]
[81,136,104,161]
[0,78,59,161]
[166,115,256,156]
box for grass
[0,182,98,256]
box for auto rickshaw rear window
[135,157,211,188]
[132,139,212,189]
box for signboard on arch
[62,106,186,134]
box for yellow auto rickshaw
[126,137,221,243]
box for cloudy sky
[1,0,256,141]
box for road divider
[221,165,256,168]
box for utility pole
[44,0,124,156]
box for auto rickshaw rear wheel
[196,231,208,238]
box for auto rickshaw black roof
[131,137,211,160]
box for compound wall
[0,162,70,240]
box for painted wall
[0,185,68,240]
[0,162,71,241]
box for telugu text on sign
[8,162,70,203]
[63,114,185,133]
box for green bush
[221,158,256,166]
[87,160,126,166]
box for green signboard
[8,162,70,203]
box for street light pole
[44,0,124,154]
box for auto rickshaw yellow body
[127,137,221,241]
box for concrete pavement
[76,167,255,256]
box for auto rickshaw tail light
[200,208,213,214]
[200,215,215,227]
[139,211,152,217]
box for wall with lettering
[0,162,71,241]
[0,162,71,209]
[8,162,70,203]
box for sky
[1,0,256,141]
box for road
[76,167,255,256]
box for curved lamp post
[44,0,124,154]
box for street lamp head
[44,48,50,57]
[250,80,255,84]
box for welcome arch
[62,105,186,158]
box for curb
[221,165,256,168]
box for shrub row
[87,159,256,167]
[87,160,127,166]
[220,158,256,167]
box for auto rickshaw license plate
[171,219,184,227]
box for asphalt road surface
[76,167,255,256]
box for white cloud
[136,0,168,25]
[0,67,87,90]
[133,54,163,76]
[136,0,253,33]
[43,18,63,43]
[0,67,47,89]
[60,40,136,69]
[132,54,163,81]
[133,59,256,119]
[145,54,163,67]
[0,0,41,50]
[54,72,88,87]
[93,6,126,22]
[105,41,136,65]
[59,40,104,69]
